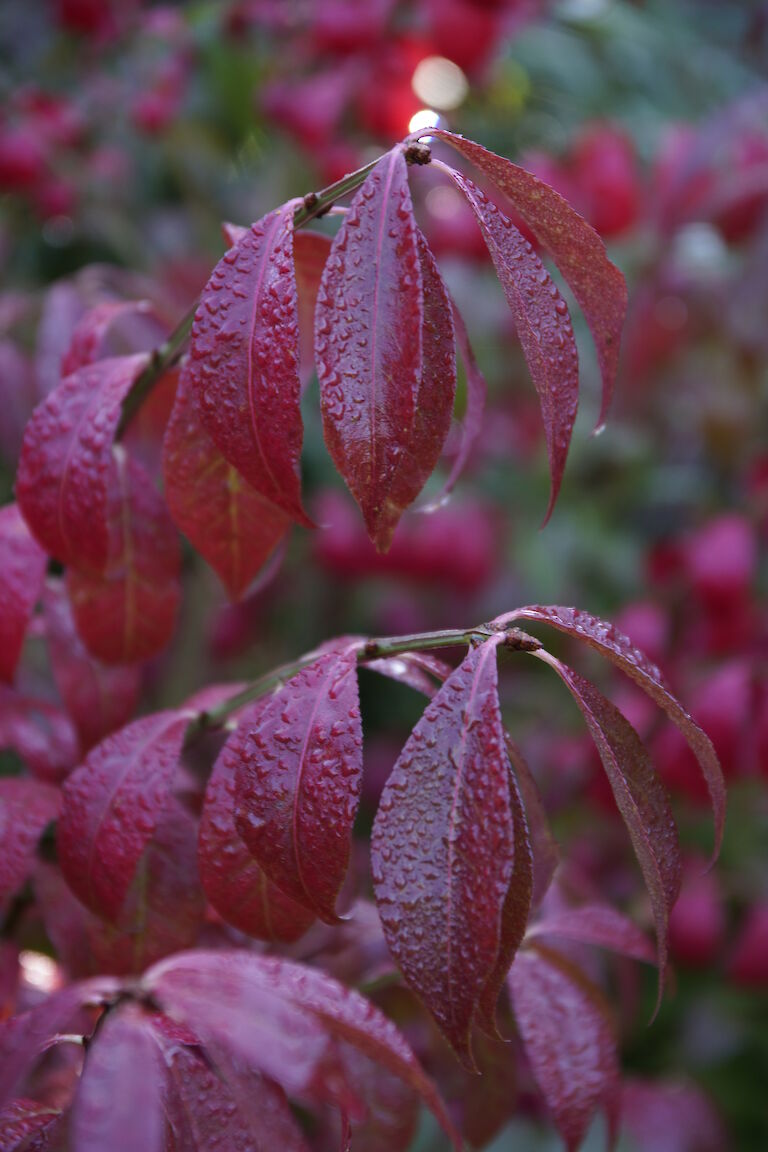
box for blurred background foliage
[1,1,767,1148]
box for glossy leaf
[527,903,656,964]
[71,1006,164,1152]
[233,647,363,922]
[198,700,315,942]
[0,688,78,781]
[42,579,140,752]
[67,449,181,665]
[57,709,189,921]
[510,944,619,1152]
[315,148,423,549]
[0,778,60,907]
[190,204,308,522]
[163,362,291,600]
[365,650,451,698]
[295,230,332,388]
[0,505,46,685]
[371,637,513,1064]
[429,130,628,427]
[16,355,149,571]
[446,169,579,522]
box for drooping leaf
[445,169,579,522]
[70,1006,164,1152]
[0,505,46,685]
[365,650,451,698]
[527,903,655,964]
[42,579,141,752]
[67,448,181,665]
[16,355,150,570]
[163,362,291,600]
[198,700,315,942]
[371,637,513,1065]
[315,148,423,549]
[0,778,60,907]
[505,734,560,910]
[509,944,619,1152]
[320,1042,420,1152]
[57,709,189,921]
[60,301,154,377]
[0,688,78,781]
[294,230,332,389]
[502,605,725,858]
[0,1098,61,1151]
[190,204,308,522]
[233,647,363,922]
[428,130,628,427]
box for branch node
[404,142,432,166]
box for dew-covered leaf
[0,1098,61,1150]
[315,149,423,549]
[0,505,46,685]
[0,778,60,908]
[364,650,451,698]
[233,647,363,922]
[295,230,332,389]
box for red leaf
[365,650,452,698]
[190,204,308,522]
[233,647,363,922]
[428,130,628,427]
[67,449,181,664]
[295,230,332,389]
[0,1099,60,1150]
[42,579,140,752]
[505,734,559,910]
[315,149,423,549]
[163,361,291,600]
[57,709,189,921]
[71,1006,164,1152]
[541,657,681,999]
[0,505,46,685]
[16,355,150,570]
[0,688,78,781]
[502,605,725,859]
[445,169,579,523]
[527,903,656,964]
[371,637,513,1065]
[509,944,619,1152]
[0,778,60,907]
[198,701,315,942]
[61,301,154,376]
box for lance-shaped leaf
[502,605,725,858]
[233,649,363,922]
[163,362,291,600]
[428,130,628,426]
[61,300,155,376]
[506,733,560,910]
[0,504,46,685]
[527,903,655,964]
[538,656,681,997]
[371,637,513,1065]
[509,944,619,1152]
[0,778,60,907]
[57,709,189,921]
[0,688,78,781]
[315,149,423,549]
[199,700,315,942]
[0,1099,61,1149]
[67,449,181,665]
[71,1006,164,1152]
[16,354,150,571]
[190,204,308,522]
[365,650,452,698]
[43,579,140,752]
[445,170,579,523]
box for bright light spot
[20,951,61,993]
[408,109,441,135]
[426,185,464,220]
[412,57,469,111]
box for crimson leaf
[0,688,78,782]
[0,504,46,685]
[527,903,655,964]
[61,300,154,376]
[0,778,60,907]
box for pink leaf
[57,709,189,921]
[0,778,60,907]
[445,169,579,523]
[163,361,291,600]
[371,637,513,1065]
[428,130,628,427]
[0,505,46,685]
[364,650,452,698]
[0,1099,60,1150]
[61,301,154,376]
[528,903,656,964]
[315,149,423,549]
[16,355,150,570]
[233,647,363,922]
[0,688,78,781]
[190,204,308,522]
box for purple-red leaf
[445,169,579,522]
[0,778,60,907]
[506,734,560,910]
[67,449,181,665]
[0,688,78,781]
[163,361,291,600]
[510,944,619,1152]
[198,701,315,942]
[527,903,655,964]
[71,1006,164,1152]
[42,579,140,752]
[371,637,513,1065]
[365,650,452,699]
[16,355,149,571]
[233,647,363,922]
[61,301,154,376]
[0,505,46,685]
[57,709,189,921]
[503,605,725,859]
[315,149,423,549]
[429,130,628,427]
[190,204,308,522]
[295,230,332,389]
[0,1099,60,1150]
